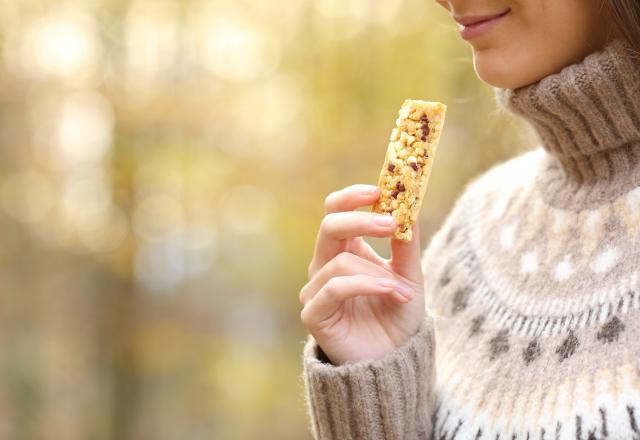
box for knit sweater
[301,38,640,439]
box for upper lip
[454,9,510,26]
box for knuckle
[323,278,340,299]
[331,251,353,272]
[319,212,337,233]
[300,307,310,326]
[298,281,312,305]
[300,305,320,330]
[324,191,338,212]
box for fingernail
[373,215,396,227]
[376,278,398,289]
[360,187,380,196]
[395,282,414,299]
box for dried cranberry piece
[409,162,420,171]
[391,190,400,198]
[388,163,395,172]
[421,123,430,141]
[396,182,405,192]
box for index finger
[308,210,397,277]
[324,184,380,214]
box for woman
[299,0,640,439]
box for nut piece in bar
[371,99,447,241]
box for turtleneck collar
[495,39,640,209]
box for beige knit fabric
[301,38,640,439]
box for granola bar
[372,99,447,241]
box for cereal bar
[372,99,447,241]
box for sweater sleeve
[300,315,436,440]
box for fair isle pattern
[458,149,640,308]
[430,403,640,439]
[434,153,640,338]
[301,39,640,440]
[440,240,640,339]
[422,199,640,439]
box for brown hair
[606,0,640,51]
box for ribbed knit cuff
[301,316,436,440]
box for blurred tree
[0,0,532,439]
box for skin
[436,0,620,88]
[300,185,426,365]
[300,1,620,366]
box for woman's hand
[300,184,426,365]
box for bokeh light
[1,171,54,223]
[201,19,280,81]
[5,12,101,81]
[219,185,275,236]
[0,0,531,439]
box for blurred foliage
[0,0,533,439]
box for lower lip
[459,10,509,40]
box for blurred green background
[0,0,533,439]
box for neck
[495,39,640,209]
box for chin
[472,50,542,90]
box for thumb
[390,223,423,284]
